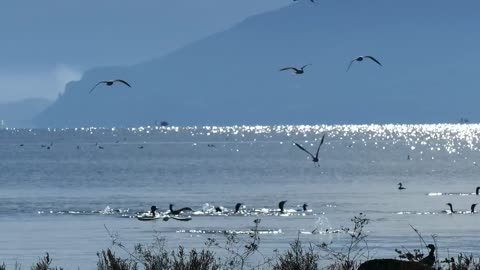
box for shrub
[97,249,137,270]
[272,239,319,270]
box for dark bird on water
[293,0,315,2]
[293,134,326,167]
[476,186,479,195]
[398,182,406,190]
[138,146,144,149]
[234,203,242,214]
[278,200,287,214]
[169,204,193,215]
[19,144,24,147]
[150,205,158,216]
[279,64,311,75]
[89,79,131,93]
[471,203,477,213]
[233,203,242,214]
[302,203,308,211]
[347,56,382,71]
[214,206,222,213]
[446,203,456,214]
[98,146,104,150]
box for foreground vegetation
[2,215,479,270]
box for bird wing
[315,134,326,159]
[279,67,298,72]
[113,79,132,87]
[365,56,382,66]
[293,142,315,159]
[301,64,311,69]
[89,81,108,93]
[346,60,355,72]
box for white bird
[347,56,382,71]
[89,79,132,93]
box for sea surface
[1,124,480,269]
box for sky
[0,0,290,103]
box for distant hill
[35,1,480,127]
[0,98,51,127]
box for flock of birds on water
[22,133,480,221]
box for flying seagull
[293,134,326,167]
[347,56,382,71]
[279,64,311,75]
[89,80,131,93]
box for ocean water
[1,124,479,269]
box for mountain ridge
[35,1,480,127]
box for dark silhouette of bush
[272,239,319,270]
[97,249,138,270]
[30,253,62,270]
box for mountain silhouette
[35,1,480,127]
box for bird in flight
[279,64,311,75]
[89,79,132,93]
[347,56,382,71]
[293,134,326,167]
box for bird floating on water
[293,134,326,167]
[279,64,311,75]
[398,183,406,190]
[278,200,287,214]
[476,186,479,195]
[446,203,456,214]
[347,56,382,71]
[89,79,131,93]
[234,203,242,214]
[471,204,477,213]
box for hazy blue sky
[0,1,290,102]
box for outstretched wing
[301,64,311,69]
[365,56,382,66]
[279,67,297,72]
[113,79,132,87]
[293,141,315,159]
[89,81,107,93]
[315,134,326,159]
[346,60,355,72]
